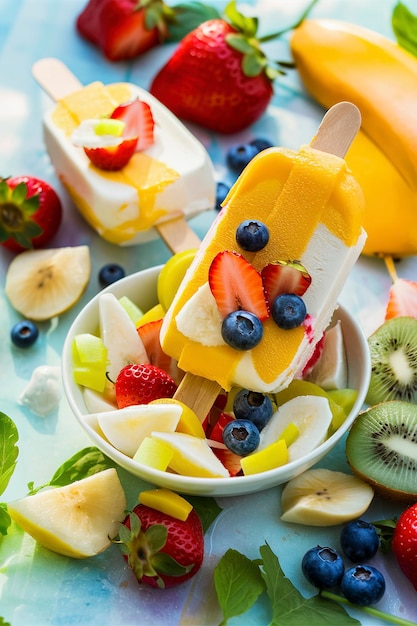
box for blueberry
[250,138,273,152]
[222,418,260,455]
[271,294,307,329]
[226,143,259,174]
[221,310,263,350]
[341,565,385,606]
[99,263,126,287]
[236,220,269,252]
[215,182,231,211]
[301,546,345,589]
[11,320,39,348]
[233,389,273,430]
[340,519,380,563]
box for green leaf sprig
[0,412,19,535]
[392,2,417,57]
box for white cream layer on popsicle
[43,82,215,245]
[160,145,366,393]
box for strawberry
[0,176,62,252]
[385,278,417,320]
[117,504,204,588]
[209,411,235,443]
[212,446,242,477]
[261,260,311,309]
[84,138,138,171]
[209,251,269,321]
[150,1,289,133]
[111,99,155,152]
[76,0,173,62]
[115,362,177,408]
[391,503,417,591]
[137,319,172,373]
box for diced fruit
[5,245,91,321]
[280,468,374,526]
[212,447,242,477]
[133,437,173,471]
[115,363,177,408]
[99,292,148,385]
[209,411,236,443]
[279,422,300,447]
[240,438,288,475]
[83,387,117,413]
[209,251,269,321]
[118,504,204,589]
[85,137,138,170]
[150,398,205,438]
[7,468,126,558]
[261,260,311,307]
[151,431,229,478]
[137,318,172,372]
[72,333,108,392]
[96,403,182,456]
[386,278,417,320]
[258,395,332,461]
[139,489,192,521]
[326,388,358,424]
[305,321,347,389]
[157,248,197,311]
[137,303,165,327]
[111,99,154,152]
[118,295,144,326]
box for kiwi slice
[366,316,417,405]
[346,401,417,501]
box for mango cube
[241,439,288,475]
[139,488,193,521]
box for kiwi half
[366,316,417,405]
[346,401,417,501]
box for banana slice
[280,468,374,526]
[7,468,126,557]
[305,321,347,390]
[258,395,333,462]
[5,245,91,321]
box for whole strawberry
[392,503,417,591]
[150,1,292,133]
[0,176,62,252]
[115,362,177,408]
[117,504,204,588]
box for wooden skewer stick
[32,57,202,254]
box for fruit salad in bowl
[62,261,371,497]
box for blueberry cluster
[222,389,273,455]
[302,519,385,607]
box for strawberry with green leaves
[0,176,62,252]
[150,0,318,133]
[117,504,204,588]
[76,0,220,62]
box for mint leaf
[167,2,220,42]
[185,496,222,534]
[0,617,11,626]
[28,447,116,494]
[0,412,19,496]
[392,2,417,57]
[214,548,265,624]
[259,542,360,625]
[0,502,12,535]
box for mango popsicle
[32,58,215,252]
[161,103,366,417]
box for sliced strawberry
[115,363,177,408]
[261,260,311,308]
[212,447,242,477]
[209,411,235,443]
[84,137,138,170]
[111,99,155,151]
[209,251,269,321]
[385,278,417,320]
[137,319,172,373]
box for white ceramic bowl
[62,265,371,497]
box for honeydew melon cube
[241,438,288,475]
[139,488,192,521]
[118,296,144,327]
[72,333,107,392]
[133,436,174,471]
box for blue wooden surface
[1,1,417,624]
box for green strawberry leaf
[151,550,194,576]
[392,2,417,57]
[224,0,258,38]
[242,51,267,77]
[27,446,117,494]
[214,548,265,624]
[167,2,220,42]
[0,412,19,497]
[11,182,28,205]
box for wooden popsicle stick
[172,102,362,422]
[32,57,203,255]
